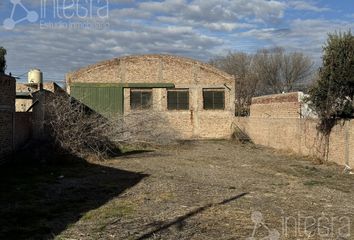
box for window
[167,89,189,110]
[203,89,225,110]
[130,89,152,110]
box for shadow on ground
[137,193,249,240]
[0,150,148,239]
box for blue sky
[0,0,353,82]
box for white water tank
[28,68,43,84]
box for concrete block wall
[68,54,236,139]
[0,74,16,161]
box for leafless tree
[211,48,314,115]
[254,47,314,94]
[45,93,178,160]
[210,52,259,116]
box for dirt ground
[1,141,353,239]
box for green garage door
[70,83,175,118]
[71,84,123,118]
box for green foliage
[0,46,6,73]
[307,31,354,135]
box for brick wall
[234,118,354,167]
[67,54,235,139]
[67,55,233,86]
[250,92,303,118]
[0,74,16,161]
[235,92,354,167]
[16,82,64,112]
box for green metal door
[71,84,123,118]
[70,83,175,118]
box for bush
[307,31,354,136]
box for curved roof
[67,54,234,81]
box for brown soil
[1,141,353,239]
[59,141,354,240]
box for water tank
[28,68,43,84]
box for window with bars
[203,89,225,110]
[130,89,152,110]
[167,89,189,110]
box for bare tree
[211,48,314,115]
[254,47,313,94]
[45,93,178,160]
[210,52,259,116]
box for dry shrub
[45,93,178,160]
[231,124,252,144]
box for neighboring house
[14,70,66,146]
[250,92,317,119]
[0,73,15,161]
[15,92,32,112]
[16,81,63,112]
[66,54,236,139]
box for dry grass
[2,141,353,239]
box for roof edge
[252,92,303,104]
[67,54,235,81]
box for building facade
[250,92,315,119]
[66,55,235,139]
[0,74,15,161]
[16,82,63,112]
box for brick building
[250,92,315,118]
[0,73,15,161]
[66,54,235,139]
[16,82,63,112]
